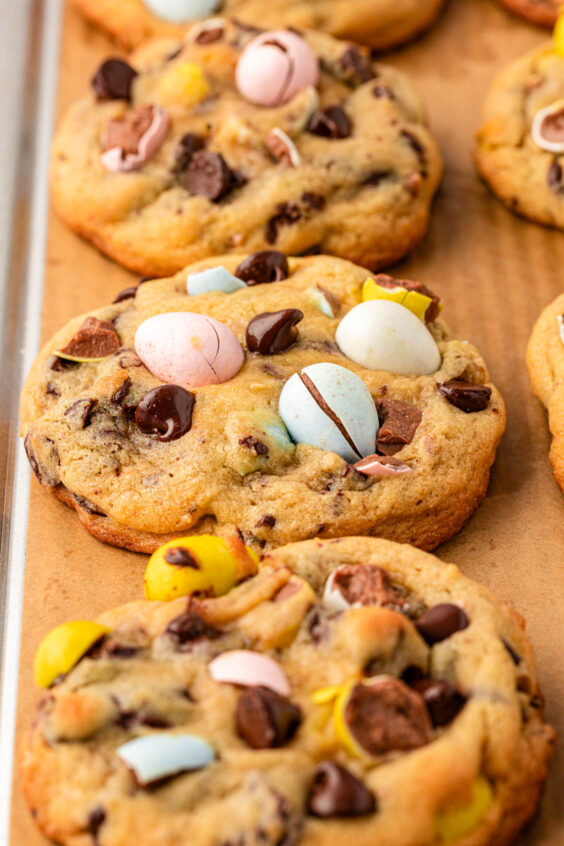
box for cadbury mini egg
[187,266,246,296]
[336,300,441,376]
[531,99,564,153]
[236,31,319,107]
[209,650,291,696]
[34,621,110,688]
[278,362,379,463]
[144,535,258,601]
[142,0,221,22]
[117,733,215,787]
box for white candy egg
[278,362,379,463]
[143,0,221,23]
[117,733,215,786]
[187,266,246,296]
[336,300,441,376]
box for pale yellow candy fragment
[158,62,211,107]
[34,621,109,688]
[312,680,366,757]
[435,777,494,842]
[144,535,258,601]
[362,278,432,322]
[53,351,109,363]
[555,11,564,57]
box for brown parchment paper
[9,0,564,842]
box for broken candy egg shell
[117,733,215,787]
[331,680,367,758]
[362,278,432,323]
[555,12,564,57]
[134,312,244,389]
[53,351,109,363]
[531,99,564,153]
[142,0,221,22]
[336,300,441,376]
[278,362,379,463]
[435,777,494,843]
[208,650,291,696]
[101,107,169,173]
[34,621,110,688]
[187,266,246,296]
[353,455,412,478]
[323,569,352,613]
[236,31,319,107]
[158,62,211,107]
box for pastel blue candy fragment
[143,0,221,23]
[263,421,294,451]
[306,287,335,318]
[187,266,246,296]
[117,733,215,786]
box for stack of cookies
[16,1,562,845]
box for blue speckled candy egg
[187,266,246,296]
[143,0,221,22]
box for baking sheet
[6,0,564,841]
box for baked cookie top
[527,292,564,491]
[497,0,561,28]
[71,0,447,52]
[476,40,564,229]
[50,21,442,276]
[20,253,505,554]
[22,537,555,846]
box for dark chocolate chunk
[415,603,468,645]
[401,130,427,177]
[166,608,220,648]
[174,132,206,173]
[408,678,466,727]
[307,106,351,139]
[92,59,137,101]
[376,399,422,456]
[235,251,289,286]
[301,192,326,211]
[308,762,376,818]
[87,806,106,844]
[94,640,140,659]
[331,564,406,610]
[116,710,171,730]
[135,385,195,441]
[186,151,239,202]
[111,377,131,406]
[246,309,303,354]
[265,202,302,244]
[24,434,60,487]
[64,398,97,429]
[345,678,432,754]
[46,382,60,397]
[256,514,276,528]
[548,160,563,191]
[239,436,269,456]
[236,686,302,749]
[112,286,137,304]
[164,546,199,568]
[59,317,120,360]
[338,46,375,85]
[373,273,441,323]
[363,170,394,187]
[438,379,491,413]
[372,84,394,99]
[502,639,521,665]
[72,494,106,516]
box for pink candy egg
[236,31,319,108]
[208,650,291,696]
[101,107,169,173]
[135,312,244,388]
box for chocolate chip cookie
[497,0,561,27]
[20,253,505,553]
[71,0,447,52]
[527,292,564,491]
[476,41,564,229]
[21,537,555,846]
[50,22,442,277]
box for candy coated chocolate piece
[174,132,206,173]
[278,362,379,463]
[143,0,221,21]
[415,603,468,645]
[144,535,257,600]
[158,62,210,107]
[185,151,238,202]
[246,309,304,354]
[308,762,376,817]
[409,678,467,727]
[135,385,195,441]
[354,454,412,477]
[57,317,120,361]
[345,677,433,755]
[532,99,564,153]
[265,128,301,167]
[236,686,302,749]
[369,274,442,323]
[34,621,110,688]
[135,312,244,388]
[101,105,169,173]
[438,379,491,413]
[208,650,291,696]
[235,250,289,286]
[236,31,319,107]
[435,777,493,843]
[307,106,352,139]
[376,398,422,456]
[117,733,215,787]
[323,564,407,613]
[113,286,137,303]
[306,286,339,318]
[362,278,432,323]
[336,300,441,376]
[187,266,246,296]
[92,59,137,101]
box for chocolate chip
[24,434,60,487]
[256,514,276,528]
[174,132,206,173]
[235,251,289,286]
[166,608,220,648]
[135,385,195,441]
[164,547,199,568]
[502,639,521,665]
[116,711,171,730]
[301,191,325,211]
[376,399,422,456]
[87,806,106,843]
[307,106,352,139]
[72,494,106,516]
[246,309,303,355]
[438,379,491,413]
[548,160,563,191]
[59,317,120,360]
[332,565,406,610]
[338,46,375,85]
[415,603,468,645]
[46,382,60,397]
[64,398,97,429]
[111,377,131,406]
[298,244,322,256]
[236,687,302,749]
[137,276,155,287]
[308,762,376,817]
[345,678,432,754]
[92,59,137,101]
[49,354,78,372]
[95,641,140,659]
[186,151,239,202]
[265,202,301,244]
[408,679,466,727]
[112,286,137,303]
[103,104,154,155]
[372,84,394,99]
[374,274,441,323]
[239,436,269,456]
[401,130,427,177]
[363,170,394,187]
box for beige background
[10,0,564,842]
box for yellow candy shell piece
[332,680,367,758]
[361,278,432,322]
[34,621,109,688]
[53,351,108,363]
[311,685,342,706]
[158,62,211,107]
[555,11,564,57]
[436,777,494,843]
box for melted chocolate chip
[502,639,521,665]
[246,309,303,355]
[308,762,376,818]
[135,385,195,442]
[72,494,106,516]
[307,106,352,139]
[186,151,240,202]
[87,806,106,843]
[409,678,467,727]
[239,436,269,456]
[363,170,394,187]
[112,286,137,304]
[401,130,427,177]
[46,382,60,397]
[24,434,60,487]
[332,565,406,610]
[301,192,325,211]
[548,160,563,191]
[374,274,441,323]
[59,317,120,359]
[256,514,276,528]
[174,132,206,174]
[236,686,302,749]
[415,603,468,645]
[166,609,220,648]
[338,46,375,85]
[376,399,422,456]
[64,398,97,429]
[235,251,289,286]
[111,377,131,406]
[265,202,302,244]
[372,83,394,99]
[95,641,140,659]
[116,711,171,730]
[164,547,199,568]
[92,59,137,101]
[438,379,491,413]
